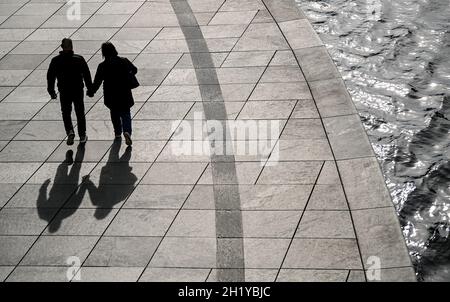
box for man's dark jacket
[90,56,138,110]
[47,50,93,96]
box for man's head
[61,38,73,52]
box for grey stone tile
[244,238,290,268]
[0,87,14,101]
[199,162,263,185]
[140,268,210,282]
[257,161,323,184]
[41,15,91,28]
[337,157,393,209]
[316,161,340,185]
[0,184,21,207]
[0,54,47,70]
[238,100,296,119]
[281,119,326,139]
[6,184,74,208]
[209,11,257,25]
[283,238,362,269]
[0,208,55,235]
[324,114,374,160]
[185,102,244,120]
[234,23,288,51]
[0,29,34,41]
[307,184,348,210]
[105,209,177,236]
[249,82,311,100]
[220,0,265,11]
[221,51,274,67]
[3,87,49,103]
[291,99,320,118]
[0,163,41,183]
[0,41,19,56]
[252,9,274,23]
[75,267,143,282]
[270,50,300,66]
[149,237,216,268]
[0,266,14,282]
[104,141,165,163]
[277,269,348,282]
[133,53,182,69]
[310,78,357,117]
[15,3,62,16]
[263,0,306,22]
[243,210,301,238]
[85,236,161,267]
[143,38,237,53]
[26,28,77,41]
[87,162,149,185]
[71,28,119,41]
[21,70,50,86]
[48,141,111,163]
[158,25,246,40]
[84,14,131,28]
[0,235,36,265]
[279,19,322,49]
[260,66,305,83]
[6,266,69,282]
[112,27,161,41]
[0,70,31,85]
[0,16,47,29]
[126,185,192,209]
[97,2,142,15]
[55,2,103,16]
[167,210,216,237]
[184,184,312,210]
[21,235,97,266]
[296,210,355,238]
[269,139,333,161]
[295,46,340,82]
[0,121,26,140]
[136,68,172,86]
[12,41,58,55]
[163,67,265,85]
[135,102,193,120]
[0,141,59,162]
[126,11,214,27]
[132,86,158,102]
[44,209,117,236]
[347,269,366,282]
[208,269,277,282]
[15,121,66,140]
[175,52,228,68]
[27,162,96,185]
[142,162,207,185]
[352,207,412,268]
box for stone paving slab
[0,0,414,282]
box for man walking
[47,38,92,145]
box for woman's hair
[101,42,118,58]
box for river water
[297,0,450,281]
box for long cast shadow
[37,144,87,233]
[170,0,246,281]
[83,139,137,219]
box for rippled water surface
[298,0,450,281]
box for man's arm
[81,57,93,92]
[46,59,57,99]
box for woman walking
[88,42,138,146]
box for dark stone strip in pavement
[170,0,245,282]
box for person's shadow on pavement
[37,144,87,233]
[83,139,137,220]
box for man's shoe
[124,132,132,146]
[80,135,88,144]
[67,131,75,146]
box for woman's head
[101,42,118,58]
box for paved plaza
[0,0,415,281]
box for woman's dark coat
[91,56,138,110]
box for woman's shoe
[124,132,132,146]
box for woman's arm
[89,63,104,95]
